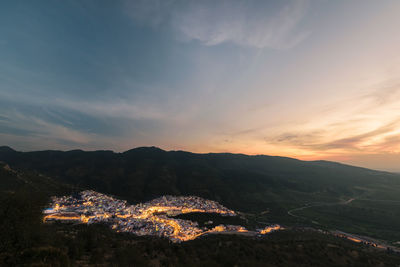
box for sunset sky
[1,0,400,171]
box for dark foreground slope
[1,158,400,266]
[1,146,400,238]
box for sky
[1,0,400,171]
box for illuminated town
[43,190,282,242]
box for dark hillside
[1,147,399,213]
[1,155,400,266]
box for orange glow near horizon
[166,144,358,164]
[164,134,400,171]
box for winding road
[287,198,355,224]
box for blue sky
[1,0,400,171]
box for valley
[1,147,400,265]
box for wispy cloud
[0,106,162,152]
[125,0,310,49]
[0,111,93,144]
[0,91,179,151]
[273,119,400,152]
[0,90,168,122]
[266,80,400,155]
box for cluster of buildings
[44,190,279,242]
[43,191,400,253]
[259,224,282,234]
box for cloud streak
[126,0,310,49]
[0,111,94,144]
[273,119,400,152]
[266,81,400,156]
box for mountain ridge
[0,145,393,174]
